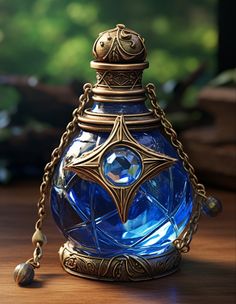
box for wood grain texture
[0,182,235,304]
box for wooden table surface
[0,182,235,304]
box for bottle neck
[90,101,149,115]
[77,61,160,132]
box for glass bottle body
[51,121,193,258]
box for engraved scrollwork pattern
[60,243,181,281]
[96,70,142,88]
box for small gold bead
[14,263,34,286]
[32,229,47,246]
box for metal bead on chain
[146,83,222,253]
[202,196,222,217]
[32,229,47,246]
[13,83,92,286]
[14,263,35,286]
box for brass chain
[26,83,92,269]
[146,83,206,253]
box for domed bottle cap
[93,24,147,63]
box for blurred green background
[0,0,217,94]
[0,0,221,182]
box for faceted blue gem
[102,146,142,187]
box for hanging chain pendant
[13,83,92,285]
[146,83,222,253]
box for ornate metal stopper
[93,24,146,63]
[77,24,159,132]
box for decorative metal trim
[83,109,153,118]
[78,123,160,133]
[65,115,176,223]
[90,61,149,71]
[77,110,160,130]
[92,87,146,96]
[78,115,160,126]
[59,242,181,282]
[92,95,146,103]
[95,70,143,89]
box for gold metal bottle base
[59,242,181,282]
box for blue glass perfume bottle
[13,24,222,287]
[51,24,193,281]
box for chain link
[146,83,206,253]
[27,83,92,269]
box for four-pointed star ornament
[64,116,177,223]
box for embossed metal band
[78,111,160,130]
[59,242,181,281]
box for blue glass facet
[91,102,150,114]
[102,146,142,186]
